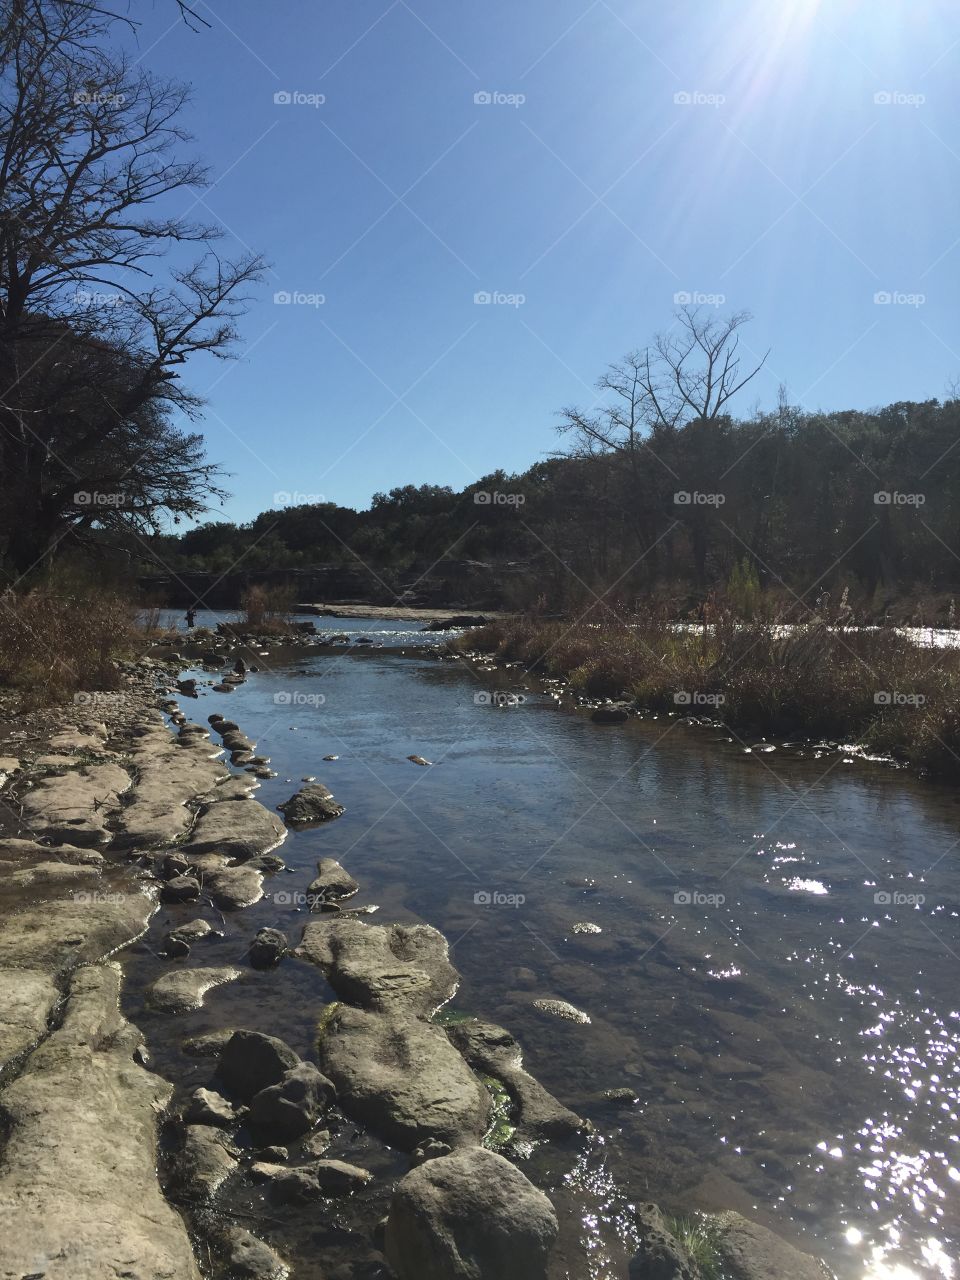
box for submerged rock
[385,1148,558,1280]
[532,998,592,1025]
[146,966,240,1014]
[591,703,632,724]
[711,1210,832,1280]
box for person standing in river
[184,608,196,629]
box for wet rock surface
[278,781,345,823]
[385,1147,559,1280]
[146,965,241,1014]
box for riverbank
[0,644,839,1279]
[296,601,508,625]
[456,612,960,779]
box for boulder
[711,1211,832,1280]
[217,1227,288,1280]
[161,874,201,904]
[318,1004,489,1150]
[384,1148,558,1280]
[628,1203,699,1279]
[217,1029,300,1100]
[447,1019,584,1139]
[277,783,345,824]
[247,1061,335,1139]
[306,856,359,906]
[146,966,241,1014]
[176,1125,237,1201]
[313,1158,374,1193]
[249,926,288,968]
[297,919,458,1015]
[185,800,286,862]
[205,864,264,910]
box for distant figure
[233,657,247,676]
[184,607,196,629]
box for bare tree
[0,0,263,574]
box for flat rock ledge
[0,962,201,1279]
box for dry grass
[0,586,138,706]
[238,583,298,634]
[459,608,960,777]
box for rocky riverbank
[0,651,835,1279]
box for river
[129,612,960,1279]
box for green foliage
[664,1215,728,1280]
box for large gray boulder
[297,919,458,1015]
[385,1148,558,1280]
[175,1125,238,1201]
[318,1004,489,1150]
[185,799,286,862]
[0,963,202,1278]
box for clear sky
[121,0,960,524]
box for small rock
[249,927,288,969]
[160,874,201,904]
[532,998,591,1025]
[407,754,432,766]
[598,1087,639,1107]
[314,1158,374,1193]
[182,1028,237,1058]
[572,922,602,935]
[302,1129,331,1157]
[218,1227,288,1280]
[411,1139,453,1166]
[591,703,631,724]
[185,1087,240,1128]
[253,1145,288,1163]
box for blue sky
[122,0,960,524]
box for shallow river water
[129,615,960,1280]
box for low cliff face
[140,560,530,610]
